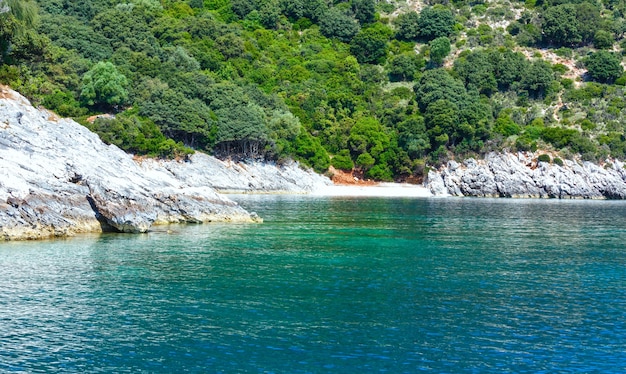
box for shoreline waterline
[310,182,434,197]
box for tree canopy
[80,61,128,108]
[585,51,624,83]
[1,0,625,173]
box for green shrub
[580,119,596,131]
[366,164,394,181]
[584,51,624,84]
[553,157,564,166]
[541,127,578,148]
[593,30,614,50]
[537,154,551,163]
[561,78,573,89]
[472,5,487,16]
[552,63,568,74]
[379,2,395,13]
[294,132,330,173]
[494,115,521,136]
[42,90,88,118]
[331,150,354,171]
[87,115,193,159]
[515,137,538,152]
[555,47,572,58]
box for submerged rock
[0,86,261,240]
[426,152,626,199]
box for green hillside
[1,0,625,180]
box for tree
[38,14,113,61]
[585,51,624,83]
[387,53,424,82]
[593,30,614,49]
[279,0,327,22]
[215,103,269,158]
[91,7,161,55]
[258,0,280,29]
[293,130,330,173]
[301,0,328,22]
[331,149,354,171]
[319,7,360,43]
[350,24,391,64]
[0,0,38,61]
[519,60,554,98]
[454,50,497,95]
[165,46,200,72]
[36,0,99,21]
[394,11,420,41]
[87,114,192,159]
[348,116,391,159]
[414,68,467,112]
[352,0,376,25]
[189,0,204,9]
[575,2,601,44]
[428,36,450,66]
[396,114,429,158]
[415,68,489,148]
[80,61,129,108]
[135,78,216,149]
[541,4,581,46]
[424,99,459,146]
[490,49,527,90]
[0,0,37,29]
[268,109,301,156]
[231,0,256,19]
[417,6,455,41]
[355,152,375,170]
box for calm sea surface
[1,196,626,373]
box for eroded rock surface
[426,152,626,199]
[157,152,332,194]
[0,87,259,240]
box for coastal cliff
[426,152,626,199]
[1,87,326,240]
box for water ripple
[1,197,626,372]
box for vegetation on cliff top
[1,0,625,180]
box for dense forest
[1,0,625,180]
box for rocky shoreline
[3,85,626,240]
[426,152,626,199]
[0,87,328,241]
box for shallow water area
[1,196,626,372]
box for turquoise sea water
[1,196,626,373]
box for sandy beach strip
[310,183,434,197]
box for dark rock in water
[426,152,626,199]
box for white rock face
[426,152,626,199]
[0,87,263,240]
[156,153,332,194]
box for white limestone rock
[426,151,626,199]
[0,86,257,240]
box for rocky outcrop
[426,152,626,199]
[156,153,332,194]
[0,86,260,240]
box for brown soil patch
[329,166,378,186]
